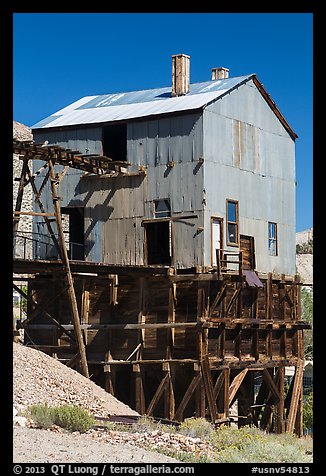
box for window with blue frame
[268,222,278,256]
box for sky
[13,13,313,232]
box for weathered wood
[234,323,242,358]
[13,211,56,217]
[175,373,202,421]
[286,361,304,434]
[229,368,248,404]
[48,159,89,379]
[275,367,285,433]
[213,369,225,400]
[226,287,242,316]
[146,372,170,416]
[133,364,146,415]
[25,322,199,331]
[262,369,281,403]
[209,284,227,316]
[13,157,29,234]
[201,355,218,423]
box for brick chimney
[211,67,229,80]
[172,54,190,97]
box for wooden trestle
[13,139,309,435]
[14,261,309,436]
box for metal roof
[31,75,254,129]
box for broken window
[226,199,239,245]
[102,124,127,161]
[268,222,278,256]
[154,199,171,218]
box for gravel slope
[13,342,138,417]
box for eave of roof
[31,74,297,140]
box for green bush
[28,404,95,433]
[28,403,56,429]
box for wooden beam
[48,159,89,379]
[262,369,281,403]
[286,361,304,434]
[13,157,29,234]
[275,367,285,433]
[175,373,202,421]
[229,368,248,405]
[146,372,170,416]
[213,370,225,400]
[209,284,227,316]
[133,364,146,415]
[201,355,218,423]
[226,287,242,316]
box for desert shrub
[210,424,263,451]
[28,403,56,429]
[28,404,95,433]
[132,415,164,433]
[178,417,215,440]
[52,405,95,433]
[214,435,312,463]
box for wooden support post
[216,369,229,419]
[275,367,285,433]
[133,364,146,415]
[167,283,176,359]
[104,364,115,396]
[201,355,218,423]
[286,360,304,434]
[217,323,226,359]
[294,383,303,437]
[163,362,175,420]
[13,157,29,235]
[196,282,206,417]
[81,279,90,345]
[48,159,89,378]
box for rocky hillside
[296,228,313,285]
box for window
[268,222,278,256]
[226,200,239,245]
[154,199,171,218]
[102,124,127,161]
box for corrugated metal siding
[203,81,296,275]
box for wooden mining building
[13,54,310,435]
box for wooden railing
[216,249,243,277]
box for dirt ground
[13,427,182,464]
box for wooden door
[240,235,255,270]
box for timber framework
[13,140,309,436]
